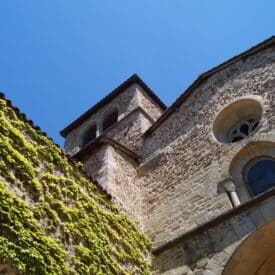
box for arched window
[82,124,97,146]
[245,157,275,196]
[102,110,118,132]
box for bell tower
[60,74,166,222]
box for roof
[60,73,167,137]
[73,135,140,162]
[144,35,275,136]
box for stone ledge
[152,187,275,255]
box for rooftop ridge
[60,73,167,137]
[144,35,275,136]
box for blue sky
[0,1,274,146]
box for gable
[60,74,166,137]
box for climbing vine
[0,97,151,274]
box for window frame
[212,97,263,144]
[82,124,97,147]
[102,109,119,132]
[228,115,260,143]
[243,156,275,197]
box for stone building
[61,36,275,274]
[0,95,151,274]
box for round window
[228,117,260,143]
[245,158,275,196]
[213,98,263,143]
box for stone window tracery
[213,97,263,144]
[228,117,260,143]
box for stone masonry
[61,36,275,274]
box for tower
[61,37,275,274]
[60,74,166,223]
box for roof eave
[144,35,275,136]
[60,74,166,137]
[73,135,140,162]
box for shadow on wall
[0,264,18,275]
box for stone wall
[138,158,233,248]
[83,145,143,225]
[64,84,138,152]
[64,83,163,153]
[109,146,143,226]
[82,145,109,189]
[152,193,275,275]
[136,85,164,121]
[60,40,275,274]
[0,95,151,274]
[139,46,275,247]
[107,108,154,154]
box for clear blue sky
[0,1,274,146]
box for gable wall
[139,46,275,248]
[135,84,164,121]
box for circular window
[213,98,263,143]
[244,157,275,197]
[228,116,260,143]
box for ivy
[0,98,151,274]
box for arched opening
[102,110,118,132]
[244,157,275,197]
[213,97,263,143]
[229,141,275,203]
[223,218,275,275]
[82,124,97,146]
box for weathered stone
[61,38,275,274]
[196,259,208,269]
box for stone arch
[212,96,264,144]
[221,133,275,178]
[226,140,275,202]
[223,218,275,275]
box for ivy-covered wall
[0,94,150,275]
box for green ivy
[0,98,151,274]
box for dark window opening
[252,121,259,131]
[102,110,118,132]
[82,125,97,146]
[240,124,249,135]
[246,158,275,196]
[230,118,260,143]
